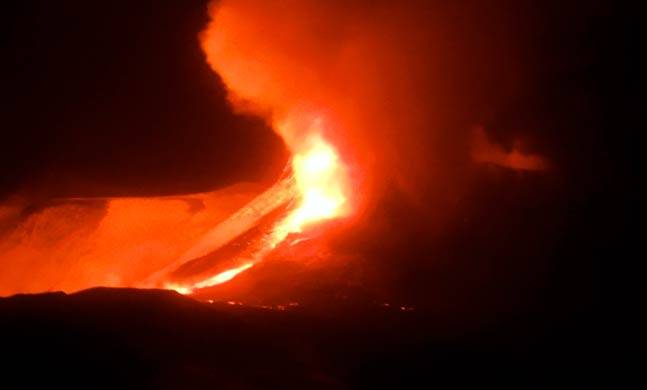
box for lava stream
[162,130,350,294]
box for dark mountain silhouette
[1,287,606,388]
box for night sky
[1,0,287,201]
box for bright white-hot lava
[268,132,350,247]
[193,262,255,289]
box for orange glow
[0,185,263,296]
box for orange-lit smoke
[199,0,369,178]
[197,1,449,218]
[471,126,548,171]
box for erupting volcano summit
[153,1,361,294]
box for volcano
[0,0,628,387]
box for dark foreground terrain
[1,287,607,388]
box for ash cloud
[199,0,562,223]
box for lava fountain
[160,120,352,294]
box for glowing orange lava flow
[167,129,350,294]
